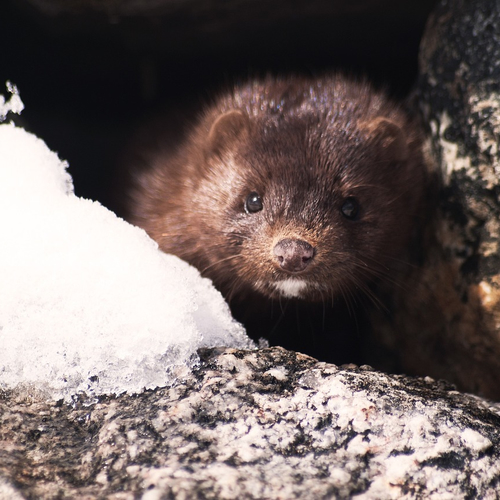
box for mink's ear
[361,117,409,162]
[206,110,250,157]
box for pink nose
[273,238,315,273]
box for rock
[1,347,500,499]
[371,0,500,400]
[419,0,500,294]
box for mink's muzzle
[272,238,315,273]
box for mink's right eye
[245,192,263,213]
[340,197,360,220]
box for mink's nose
[273,238,315,273]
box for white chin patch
[272,279,308,298]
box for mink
[124,75,427,365]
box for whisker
[200,253,244,274]
[269,299,289,338]
[345,285,359,317]
[349,256,409,292]
[225,274,243,304]
[350,275,388,312]
[364,250,419,270]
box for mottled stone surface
[372,0,500,400]
[1,347,500,499]
[419,0,500,279]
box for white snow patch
[0,107,254,402]
[0,81,24,119]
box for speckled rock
[371,0,500,400]
[1,347,500,499]
[419,0,500,313]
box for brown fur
[125,75,427,363]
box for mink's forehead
[240,113,365,171]
[224,77,386,123]
[229,118,381,210]
[235,137,343,197]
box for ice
[0,81,24,120]
[0,85,254,402]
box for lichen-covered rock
[419,0,500,291]
[1,347,500,499]
[372,0,500,400]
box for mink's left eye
[245,192,263,213]
[341,197,359,220]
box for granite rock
[371,0,500,400]
[1,347,500,499]
[419,0,500,296]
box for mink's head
[130,77,426,305]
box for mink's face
[193,113,422,304]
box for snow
[0,85,254,402]
[0,82,24,120]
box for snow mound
[0,110,253,402]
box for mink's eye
[245,192,263,213]
[341,197,359,220]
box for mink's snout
[273,238,315,273]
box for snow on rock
[0,92,253,402]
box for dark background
[1,0,438,212]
